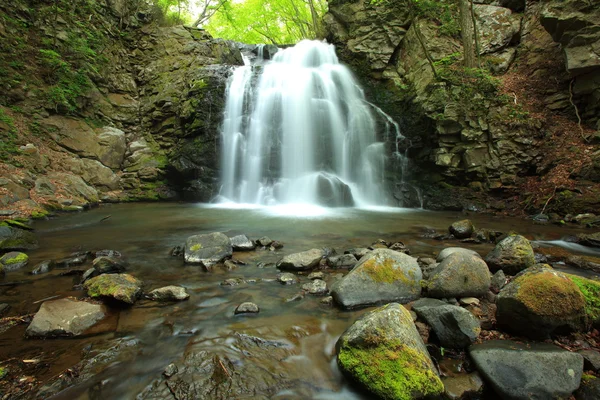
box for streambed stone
[276,272,298,285]
[235,302,259,314]
[26,298,106,337]
[427,252,490,298]
[485,234,535,275]
[147,286,189,301]
[184,232,232,269]
[331,249,422,309]
[83,273,142,305]
[449,220,474,239]
[230,234,255,251]
[302,279,328,295]
[0,251,29,271]
[276,248,324,271]
[30,260,54,275]
[436,247,481,262]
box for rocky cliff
[0,0,241,216]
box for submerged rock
[26,298,106,337]
[30,260,54,275]
[469,340,583,399]
[184,232,232,269]
[426,252,491,298]
[496,266,586,338]
[147,286,189,301]
[0,251,29,271]
[83,273,142,305]
[449,220,474,239]
[336,303,443,400]
[485,234,535,275]
[276,248,324,271]
[230,234,256,251]
[331,249,422,309]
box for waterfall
[219,40,398,208]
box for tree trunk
[458,0,476,68]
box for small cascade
[219,40,403,208]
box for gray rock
[490,269,507,292]
[496,266,586,338]
[95,249,122,258]
[427,252,491,298]
[485,235,535,275]
[26,298,106,337]
[56,252,90,268]
[578,350,600,372]
[184,232,232,269]
[148,286,189,301]
[230,234,256,251]
[449,219,474,239]
[326,254,357,269]
[276,248,324,271]
[331,249,422,309]
[257,236,273,247]
[412,299,481,348]
[276,272,298,285]
[302,279,328,295]
[336,303,443,400]
[437,247,481,262]
[470,340,583,400]
[0,251,29,271]
[81,268,99,283]
[474,4,521,55]
[92,256,126,274]
[235,302,259,314]
[30,260,54,275]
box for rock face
[276,249,324,271]
[496,266,586,338]
[470,340,583,399]
[147,286,189,301]
[426,252,491,298]
[485,234,535,274]
[83,273,142,305]
[184,232,232,269]
[336,303,444,400]
[26,298,106,337]
[331,249,422,309]
[412,299,481,348]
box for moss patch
[515,271,585,316]
[190,243,202,252]
[361,256,412,284]
[1,252,28,265]
[338,338,443,400]
[567,275,600,323]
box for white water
[219,40,399,208]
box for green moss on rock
[567,274,600,324]
[83,273,142,305]
[361,256,412,284]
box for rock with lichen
[184,232,232,269]
[83,273,142,305]
[426,252,491,298]
[331,249,422,309]
[496,266,586,338]
[336,303,444,400]
[0,251,29,271]
[485,234,535,275]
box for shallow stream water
[1,203,599,399]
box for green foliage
[569,275,600,324]
[412,0,459,37]
[0,108,20,161]
[152,0,193,26]
[205,0,328,44]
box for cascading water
[219,40,399,208]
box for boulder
[0,251,28,271]
[449,220,474,239]
[0,225,38,251]
[427,252,491,298]
[412,298,481,348]
[302,279,328,295]
[184,232,232,269]
[470,340,583,399]
[331,249,422,309]
[336,303,444,400]
[474,4,521,55]
[26,298,106,337]
[230,234,256,251]
[147,286,189,301]
[235,302,259,314]
[83,273,142,305]
[92,256,126,274]
[276,248,324,271]
[485,235,535,275]
[436,247,481,262]
[496,266,586,338]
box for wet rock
[221,278,245,286]
[578,349,600,372]
[496,266,585,338]
[442,372,484,400]
[436,247,481,262]
[256,236,273,247]
[485,235,535,275]
[336,303,443,400]
[269,240,283,250]
[331,249,422,309]
[0,251,29,271]
[320,296,333,306]
[308,271,325,280]
[412,298,481,348]
[302,279,328,295]
[95,249,122,258]
[81,268,98,283]
[389,241,410,254]
[276,272,298,285]
[285,293,304,302]
[147,286,189,301]
[490,269,507,292]
[0,225,38,251]
[30,260,54,275]
[26,298,106,337]
[83,273,142,305]
[577,232,600,248]
[427,252,491,298]
[92,256,126,274]
[184,232,232,269]
[326,254,357,269]
[344,248,371,259]
[276,248,324,271]
[235,302,259,314]
[449,220,474,239]
[56,252,90,268]
[230,234,256,251]
[469,340,583,400]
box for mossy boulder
[496,266,586,338]
[184,232,232,270]
[331,249,422,309]
[0,251,29,271]
[485,234,535,275]
[426,252,491,298]
[449,219,475,239]
[336,303,444,400]
[0,226,38,251]
[83,273,142,305]
[567,274,600,328]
